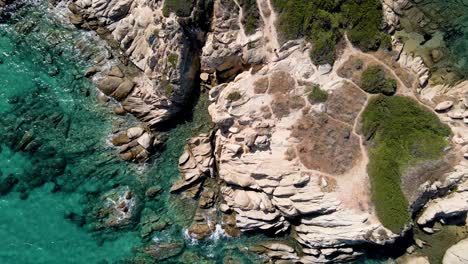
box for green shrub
[227,91,242,101]
[163,0,194,17]
[307,84,328,103]
[360,65,397,95]
[168,53,179,67]
[271,0,388,65]
[239,0,261,35]
[342,0,385,51]
[362,95,451,233]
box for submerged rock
[139,241,184,261]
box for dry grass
[291,113,361,175]
[268,71,295,94]
[326,81,367,125]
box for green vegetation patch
[307,84,328,104]
[362,95,451,233]
[227,91,242,101]
[239,0,261,35]
[360,65,397,95]
[163,0,194,17]
[271,0,389,65]
[168,53,179,67]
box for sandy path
[256,0,280,55]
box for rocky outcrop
[200,0,279,82]
[443,238,468,264]
[381,0,412,34]
[417,164,468,226]
[392,38,430,88]
[92,186,137,228]
[170,133,214,194]
[111,126,159,162]
[207,45,396,262]
[64,0,211,128]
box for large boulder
[443,239,468,264]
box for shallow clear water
[397,0,468,84]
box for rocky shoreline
[2,0,467,262]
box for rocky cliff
[51,0,468,262]
[63,0,212,128]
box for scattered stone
[415,238,426,248]
[199,189,216,209]
[435,101,454,112]
[220,203,231,213]
[448,110,465,119]
[318,64,332,75]
[112,132,131,146]
[140,241,184,261]
[108,66,124,78]
[84,66,99,77]
[98,76,123,95]
[422,227,434,234]
[406,245,415,254]
[126,127,144,139]
[200,72,210,82]
[137,133,153,149]
[111,79,135,101]
[188,223,215,240]
[113,106,126,115]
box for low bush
[362,95,451,233]
[168,53,179,67]
[163,0,194,17]
[360,65,397,95]
[227,91,242,101]
[271,0,388,65]
[307,84,328,103]
[239,0,261,35]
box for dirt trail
[256,0,280,54]
[232,0,247,41]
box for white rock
[443,238,468,264]
[127,127,144,139]
[415,238,426,248]
[137,133,153,149]
[318,64,332,75]
[422,227,434,234]
[200,73,210,82]
[435,101,454,111]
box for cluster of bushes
[360,65,397,95]
[272,0,389,65]
[163,0,194,17]
[362,95,451,233]
[238,0,261,35]
[307,84,328,103]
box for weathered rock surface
[208,46,395,262]
[65,0,210,128]
[170,133,214,193]
[443,238,468,264]
[417,165,468,226]
[111,126,157,162]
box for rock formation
[63,0,211,128]
[205,40,397,261]
[443,238,468,264]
